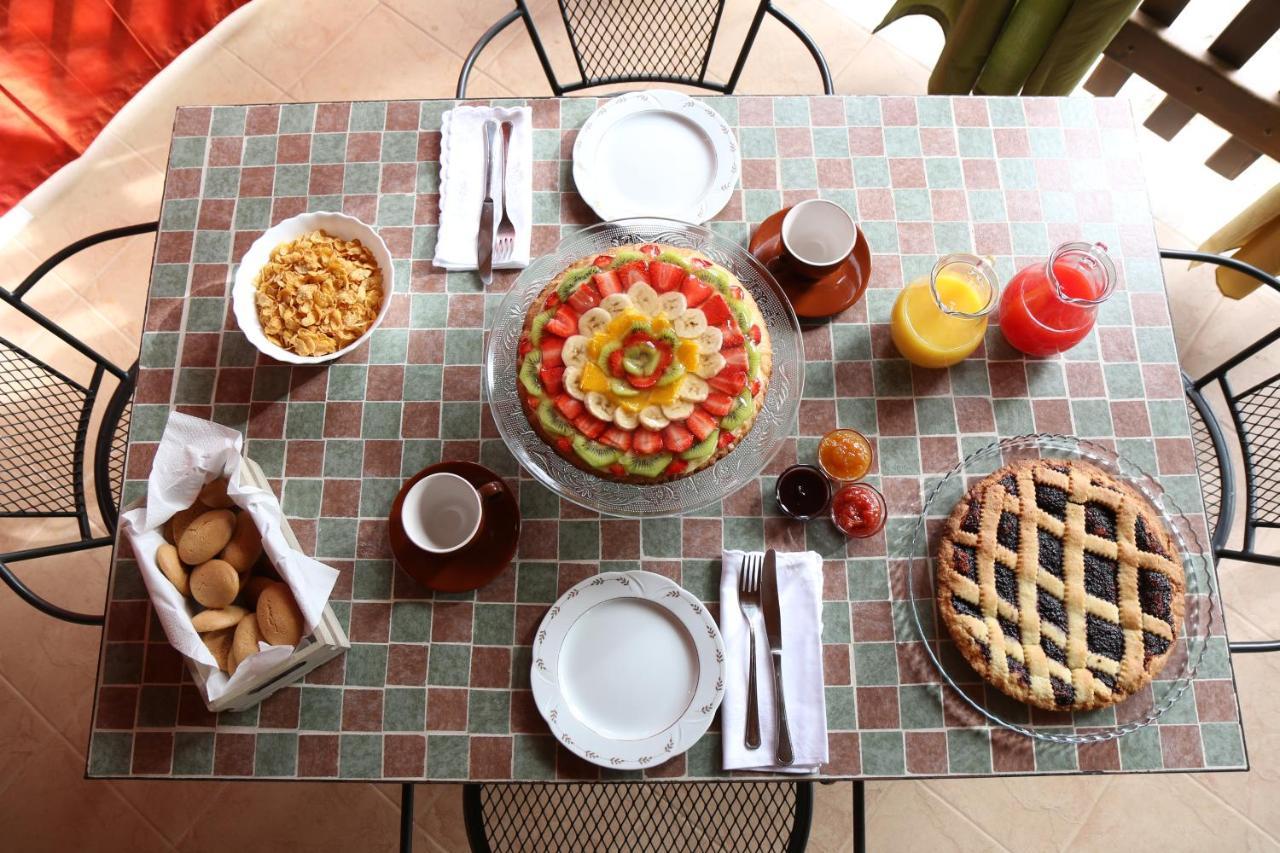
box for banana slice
[578,307,612,337]
[661,400,695,420]
[612,406,639,429]
[673,308,708,339]
[695,326,723,354]
[600,293,633,317]
[564,366,586,400]
[678,375,709,402]
[627,281,660,315]
[694,351,726,378]
[658,292,687,317]
[586,391,616,422]
[638,405,670,431]
[561,335,589,368]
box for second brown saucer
[749,207,872,319]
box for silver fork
[738,552,763,750]
[494,121,516,264]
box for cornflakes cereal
[253,230,384,357]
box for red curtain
[0,0,252,214]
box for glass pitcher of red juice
[999,242,1116,357]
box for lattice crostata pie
[936,459,1185,712]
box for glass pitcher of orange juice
[890,254,998,369]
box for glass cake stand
[903,433,1217,744]
[484,218,803,518]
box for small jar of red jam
[817,428,873,483]
[831,483,886,538]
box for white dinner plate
[572,89,740,224]
[531,571,725,769]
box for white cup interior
[781,199,857,267]
[401,473,483,554]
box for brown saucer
[389,461,519,593]
[749,207,872,319]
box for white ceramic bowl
[231,211,395,364]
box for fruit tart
[517,243,771,482]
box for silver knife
[477,119,497,285]
[760,547,794,766]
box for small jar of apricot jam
[817,428,873,483]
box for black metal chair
[1162,248,1280,654]
[1,222,158,625]
[456,0,834,97]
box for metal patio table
[87,94,1247,786]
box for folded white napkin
[435,105,532,271]
[720,550,828,773]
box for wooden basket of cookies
[120,413,349,713]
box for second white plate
[532,571,725,769]
[572,89,740,224]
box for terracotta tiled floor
[3,1,1279,850]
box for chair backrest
[1165,249,1280,565]
[0,222,156,624]
[458,0,832,96]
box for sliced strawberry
[649,261,684,293]
[661,423,694,453]
[518,338,533,357]
[701,293,732,326]
[608,348,625,377]
[525,395,539,411]
[723,347,749,371]
[617,260,650,287]
[690,257,712,269]
[556,436,573,454]
[719,320,745,347]
[600,427,632,452]
[609,463,626,477]
[750,324,762,344]
[593,270,623,297]
[751,379,761,396]
[628,373,659,389]
[686,409,717,442]
[731,285,744,300]
[545,304,578,338]
[639,244,661,257]
[718,431,735,448]
[555,393,583,420]
[545,293,561,310]
[540,337,563,368]
[708,368,748,395]
[665,459,688,475]
[623,330,654,349]
[633,429,663,455]
[592,255,615,268]
[703,392,734,417]
[680,274,714,307]
[539,365,564,396]
[573,414,607,439]
[567,282,601,314]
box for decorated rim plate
[573,89,740,224]
[531,571,725,769]
[905,434,1216,744]
[484,218,803,517]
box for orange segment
[677,339,699,371]
[581,362,609,393]
[649,381,681,405]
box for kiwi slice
[556,265,599,301]
[519,352,543,397]
[572,434,618,468]
[656,250,690,269]
[609,378,641,397]
[609,251,646,268]
[745,341,761,380]
[719,392,754,431]
[693,266,732,294]
[728,298,753,334]
[538,398,574,437]
[597,340,622,373]
[655,361,686,387]
[624,452,674,478]
[529,310,555,346]
[623,344,660,376]
[681,429,719,461]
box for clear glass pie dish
[903,433,1217,744]
[484,218,803,518]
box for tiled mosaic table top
[89,95,1246,782]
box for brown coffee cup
[780,199,858,279]
[400,472,503,554]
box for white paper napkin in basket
[120,412,339,701]
[434,105,533,271]
[720,550,828,773]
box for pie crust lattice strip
[936,459,1186,712]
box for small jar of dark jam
[775,464,832,521]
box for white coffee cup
[780,199,857,279]
[401,473,503,554]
